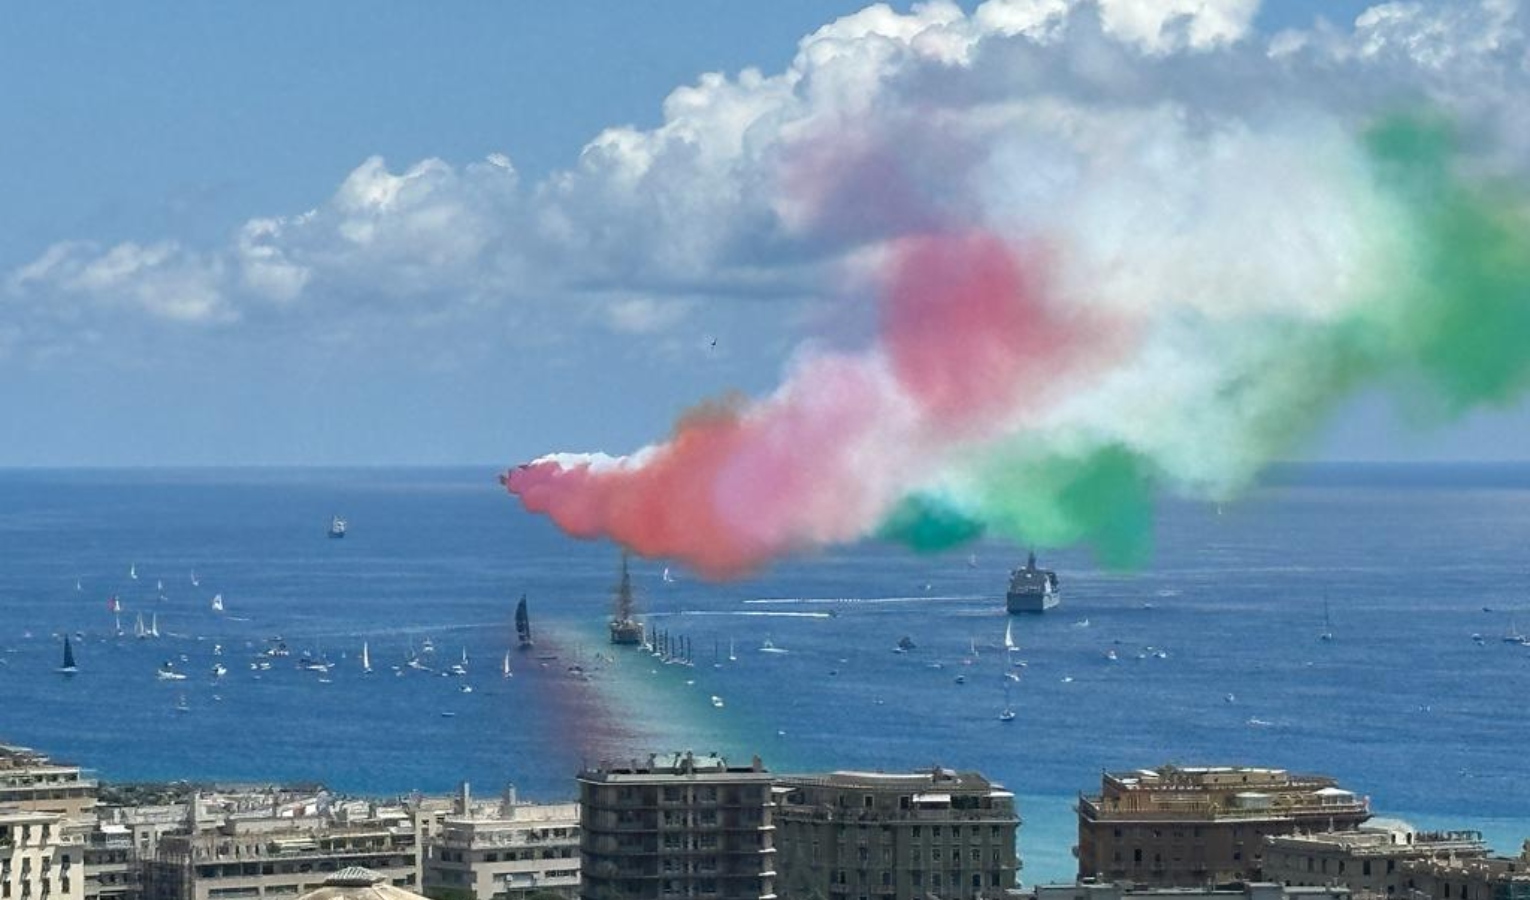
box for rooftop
[292,868,428,900]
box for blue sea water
[1,464,1528,884]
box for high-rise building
[577,753,776,900]
[1076,765,1370,887]
[773,767,1021,900]
[422,783,579,900]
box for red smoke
[504,229,1100,578]
[883,231,1080,429]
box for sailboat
[134,613,149,640]
[515,595,534,650]
[999,683,1016,722]
[1003,619,1017,653]
[501,651,512,679]
[58,635,78,675]
[75,578,82,592]
[129,563,137,580]
[210,594,224,613]
[727,639,737,662]
[150,613,160,638]
[190,570,200,587]
[662,566,675,584]
[361,642,373,674]
[1320,599,1335,642]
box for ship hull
[1006,591,1059,614]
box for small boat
[129,563,137,580]
[759,638,787,654]
[1004,671,1021,682]
[954,674,967,685]
[895,635,916,653]
[362,642,373,674]
[174,694,190,713]
[75,578,82,592]
[1320,599,1335,642]
[58,635,78,675]
[210,594,224,613]
[211,664,227,678]
[190,570,199,587]
[459,684,473,694]
[662,567,675,584]
[501,651,512,679]
[710,695,724,708]
[727,639,737,662]
[449,664,468,677]
[515,595,534,650]
[328,516,346,539]
[439,711,456,718]
[1003,619,1016,653]
[157,663,187,681]
[1105,649,1118,662]
[999,683,1015,721]
[108,595,121,614]
[156,579,163,592]
[150,613,160,638]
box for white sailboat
[190,570,200,587]
[210,593,224,613]
[999,683,1016,722]
[1003,619,1017,652]
[501,651,512,679]
[727,639,737,662]
[362,642,373,674]
[662,567,675,584]
[1320,599,1335,642]
[129,563,137,580]
[150,613,159,638]
[134,613,148,639]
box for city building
[421,783,579,900]
[0,808,86,900]
[1392,841,1530,900]
[142,797,422,900]
[294,868,429,900]
[773,767,1021,900]
[1030,881,1352,900]
[577,753,776,900]
[1264,822,1489,895]
[1076,766,1370,887]
[0,746,98,820]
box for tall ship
[1006,550,1059,614]
[609,554,645,645]
[515,594,534,650]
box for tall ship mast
[1006,550,1060,614]
[609,553,645,645]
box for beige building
[578,753,776,900]
[422,784,578,900]
[1031,882,1351,900]
[1264,823,1489,895]
[294,868,429,900]
[1076,765,1370,887]
[1392,841,1530,900]
[142,800,422,900]
[1,808,86,900]
[0,746,97,821]
[773,768,1020,900]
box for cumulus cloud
[6,0,1529,362]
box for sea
[1,464,1528,883]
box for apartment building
[1264,823,1489,895]
[422,784,579,900]
[1076,765,1370,887]
[773,767,1020,900]
[578,753,776,900]
[0,808,85,900]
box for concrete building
[421,783,578,900]
[1392,841,1530,900]
[0,808,86,900]
[1264,822,1489,895]
[1031,882,1352,900]
[0,747,98,820]
[294,868,428,900]
[773,767,1021,900]
[1076,766,1370,887]
[142,799,422,900]
[578,753,776,900]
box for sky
[2,0,1529,470]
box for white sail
[1003,619,1016,651]
[134,613,147,639]
[211,593,224,612]
[362,642,372,673]
[129,563,137,580]
[502,651,511,678]
[150,613,159,638]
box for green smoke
[876,493,985,552]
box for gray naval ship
[1006,551,1059,613]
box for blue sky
[2,0,1526,467]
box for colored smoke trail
[507,111,1530,576]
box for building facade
[1076,765,1370,887]
[773,768,1020,900]
[0,747,98,821]
[0,808,86,900]
[1264,823,1489,896]
[1392,842,1530,900]
[142,803,421,900]
[578,753,776,900]
[422,784,579,900]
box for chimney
[458,781,471,816]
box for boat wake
[678,610,833,619]
[746,595,986,606]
